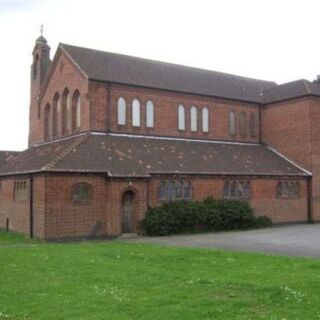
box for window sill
[72,201,92,205]
[158,198,192,203]
[223,197,250,200]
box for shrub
[142,198,272,236]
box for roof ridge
[267,145,312,176]
[60,43,276,85]
[104,132,261,146]
[42,134,89,170]
[302,79,312,94]
[0,151,20,155]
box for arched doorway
[122,190,135,233]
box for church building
[0,34,318,240]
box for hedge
[141,197,272,236]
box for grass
[1,231,320,319]
[0,230,39,245]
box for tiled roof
[59,43,320,104]
[60,43,276,103]
[0,133,309,177]
[0,151,20,170]
[262,79,320,103]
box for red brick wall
[308,97,320,221]
[261,98,312,170]
[105,179,148,235]
[107,84,260,143]
[29,52,262,146]
[44,175,148,239]
[88,82,109,132]
[0,176,46,237]
[29,49,89,146]
[0,178,30,235]
[250,178,308,223]
[0,174,309,239]
[261,98,320,221]
[45,174,107,239]
[149,176,308,223]
[33,176,46,238]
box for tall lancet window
[52,93,60,138]
[62,88,70,135]
[44,103,51,140]
[239,111,247,137]
[229,110,236,136]
[202,107,209,132]
[190,106,197,132]
[72,90,81,131]
[117,97,126,125]
[146,100,154,128]
[178,105,185,130]
[132,99,141,127]
[249,112,257,138]
[76,94,81,129]
[67,91,71,132]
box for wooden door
[122,191,134,233]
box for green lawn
[1,231,320,319]
[0,230,39,245]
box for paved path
[128,224,320,258]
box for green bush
[142,197,272,236]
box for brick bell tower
[28,26,51,147]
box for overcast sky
[1,0,320,150]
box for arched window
[230,181,237,197]
[157,180,192,201]
[229,110,236,136]
[44,103,51,140]
[76,93,81,130]
[72,90,81,132]
[158,181,166,200]
[146,100,154,128]
[178,104,185,130]
[276,181,300,198]
[72,183,92,203]
[283,182,289,197]
[202,107,209,132]
[223,181,251,199]
[62,88,70,135]
[167,181,175,200]
[237,181,245,198]
[132,99,141,127]
[117,97,126,125]
[249,112,257,138]
[276,182,282,197]
[52,93,60,138]
[223,181,230,197]
[183,181,192,199]
[244,182,251,198]
[175,181,182,199]
[239,112,247,137]
[190,106,197,132]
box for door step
[119,233,141,239]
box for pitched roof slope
[0,133,309,177]
[262,79,320,103]
[0,151,20,170]
[60,43,276,103]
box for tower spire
[36,24,47,44]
